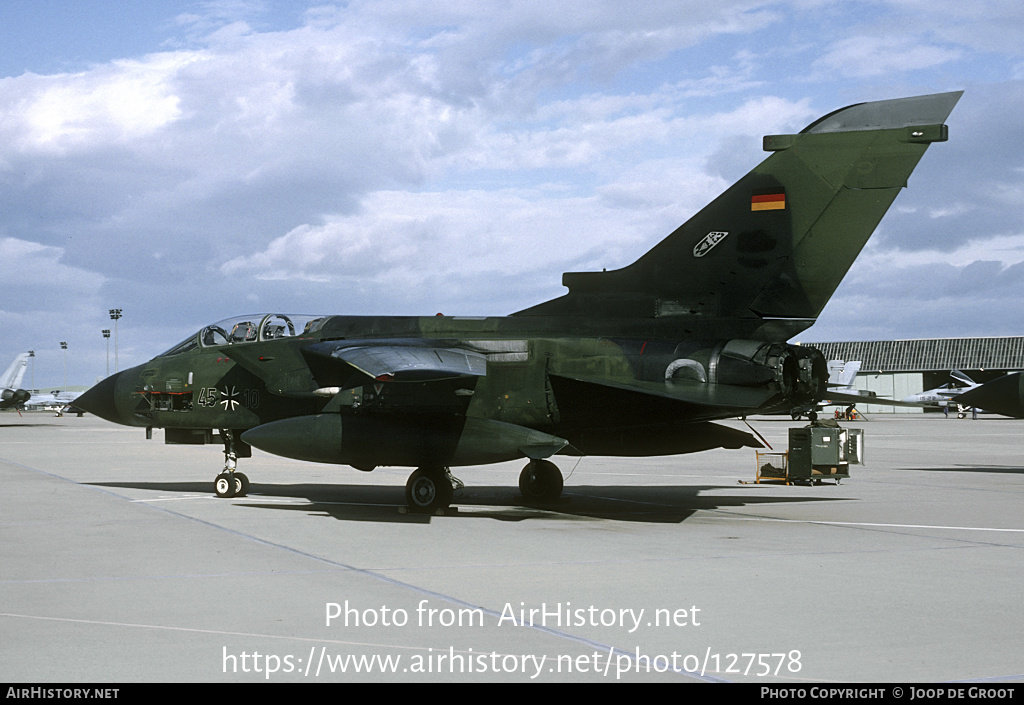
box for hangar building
[797,337,1024,413]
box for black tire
[215,472,236,498]
[234,472,249,498]
[519,459,564,501]
[405,467,453,513]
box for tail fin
[826,360,846,385]
[1,353,30,390]
[832,360,861,388]
[515,91,961,339]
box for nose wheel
[214,471,249,498]
[213,429,249,498]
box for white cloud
[0,237,105,291]
[813,35,961,78]
[2,54,192,154]
[868,233,1024,271]
[220,187,663,285]
[880,0,1024,57]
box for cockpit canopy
[159,314,330,357]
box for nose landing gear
[213,429,249,498]
[214,471,249,498]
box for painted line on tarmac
[714,516,1024,532]
[0,611,455,653]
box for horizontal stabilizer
[827,390,925,409]
[569,417,762,457]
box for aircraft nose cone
[76,371,126,424]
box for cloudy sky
[2,0,1023,388]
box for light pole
[102,330,111,378]
[60,342,68,390]
[109,309,122,373]
[28,351,34,393]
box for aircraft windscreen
[158,314,330,357]
[198,314,331,346]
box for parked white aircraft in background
[24,389,85,415]
[791,360,866,419]
[0,353,31,410]
[902,370,980,417]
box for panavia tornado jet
[76,91,961,512]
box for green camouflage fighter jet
[76,91,961,512]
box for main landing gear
[518,459,563,502]
[213,429,249,499]
[403,460,565,513]
[402,460,565,513]
[405,467,463,513]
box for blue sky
[2,1,1023,388]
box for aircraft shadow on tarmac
[86,480,850,525]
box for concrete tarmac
[1,411,1022,683]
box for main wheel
[519,459,564,501]
[214,472,236,498]
[234,472,250,498]
[405,467,453,513]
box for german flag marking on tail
[751,190,786,211]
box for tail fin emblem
[693,231,728,258]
